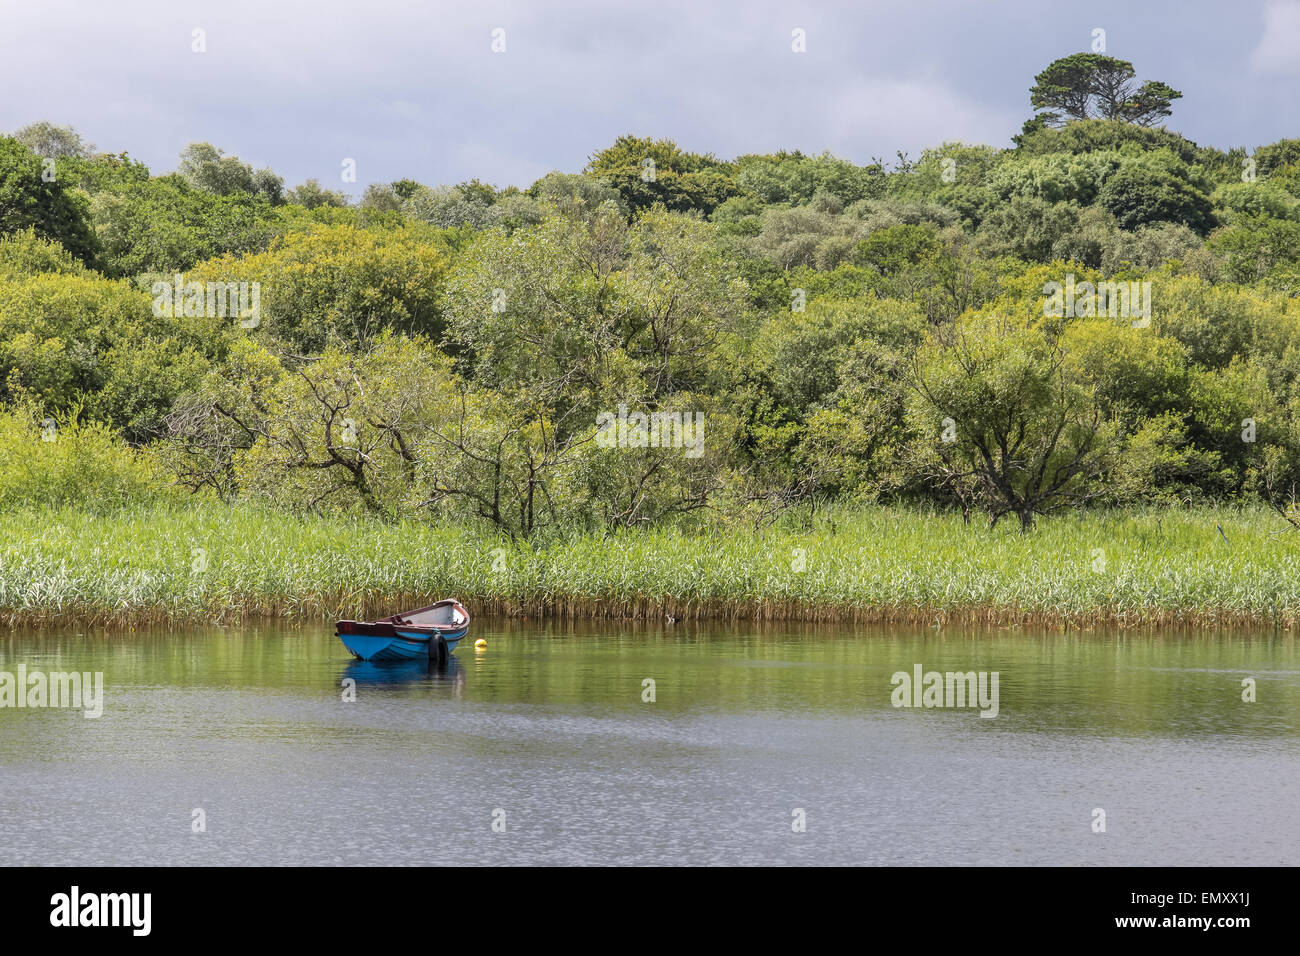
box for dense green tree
[1014,118,1206,164]
[1254,138,1300,177]
[1209,216,1300,286]
[528,172,623,215]
[11,121,96,159]
[734,151,885,205]
[1211,181,1300,222]
[1029,54,1182,128]
[58,151,151,192]
[986,152,1124,206]
[976,195,1083,262]
[1100,221,1201,273]
[403,183,497,228]
[186,224,448,353]
[0,236,212,440]
[0,228,86,280]
[0,136,99,265]
[446,206,744,415]
[586,135,740,215]
[855,224,942,275]
[175,142,282,205]
[905,312,1117,530]
[89,176,278,276]
[1096,161,1214,233]
[286,178,350,209]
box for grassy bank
[2,502,1299,629]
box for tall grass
[2,501,1299,628]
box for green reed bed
[1,501,1298,628]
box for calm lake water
[1,621,1297,866]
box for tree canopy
[1029,54,1183,129]
[6,64,1300,534]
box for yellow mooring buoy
[474,638,487,651]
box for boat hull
[337,625,468,662]
[336,599,470,662]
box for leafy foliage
[0,136,99,265]
[1029,54,1182,128]
[6,81,1300,537]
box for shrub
[0,228,87,281]
[0,406,167,511]
[1097,162,1215,233]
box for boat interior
[396,602,467,627]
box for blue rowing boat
[336,599,470,663]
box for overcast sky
[2,0,1297,195]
